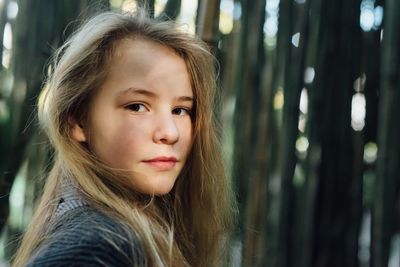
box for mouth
[142,156,178,170]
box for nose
[153,113,179,144]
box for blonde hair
[12,9,235,267]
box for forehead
[108,38,182,75]
[99,37,193,98]
[111,37,181,68]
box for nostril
[153,118,179,144]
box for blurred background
[0,0,399,266]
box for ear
[69,117,87,142]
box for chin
[151,185,175,196]
[137,181,176,196]
[130,173,178,196]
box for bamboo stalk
[372,0,400,266]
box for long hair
[12,9,235,267]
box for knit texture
[54,180,89,218]
[25,181,146,266]
[26,205,146,267]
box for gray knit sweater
[26,183,146,267]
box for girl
[12,8,235,267]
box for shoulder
[27,206,145,267]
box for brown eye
[126,103,146,112]
[172,107,191,116]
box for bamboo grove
[0,0,399,266]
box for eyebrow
[119,87,194,102]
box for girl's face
[72,38,193,195]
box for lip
[142,156,178,170]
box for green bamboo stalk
[306,0,362,266]
[262,0,294,263]
[238,0,269,264]
[231,2,265,264]
[276,1,312,266]
[273,0,296,266]
[293,1,323,265]
[372,0,400,266]
[157,0,181,21]
[196,0,220,52]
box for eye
[172,107,192,116]
[126,103,147,112]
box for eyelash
[125,103,192,116]
[126,103,147,112]
[172,107,192,116]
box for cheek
[179,122,193,155]
[91,119,148,166]
[114,123,148,153]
